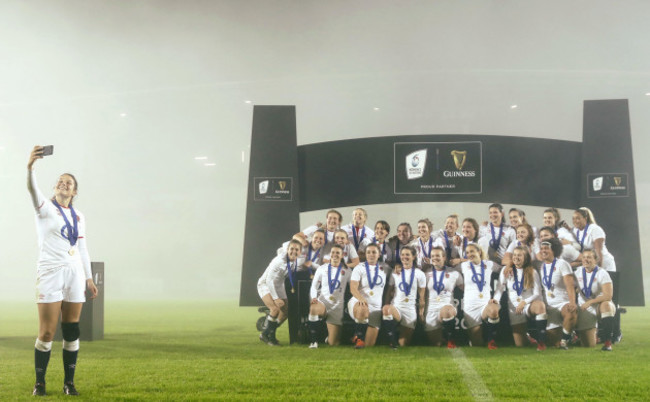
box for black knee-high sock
[561,328,572,341]
[601,316,615,342]
[486,318,499,342]
[308,319,320,343]
[443,318,456,342]
[63,349,78,383]
[535,319,548,344]
[263,318,278,337]
[613,309,621,339]
[383,318,397,345]
[355,322,368,341]
[34,349,51,384]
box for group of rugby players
[257,204,619,352]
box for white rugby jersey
[351,262,388,308]
[302,225,336,245]
[538,258,574,308]
[494,267,542,308]
[257,255,300,299]
[573,224,616,271]
[278,241,320,270]
[343,223,375,250]
[29,172,91,279]
[322,242,358,264]
[390,267,426,307]
[413,236,445,269]
[479,223,515,259]
[426,268,463,307]
[460,260,498,307]
[358,238,392,263]
[310,263,351,303]
[575,266,612,305]
[431,229,459,258]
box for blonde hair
[578,207,597,225]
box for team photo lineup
[257,205,620,352]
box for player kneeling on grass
[308,244,350,348]
[381,246,426,349]
[460,244,501,349]
[575,249,616,351]
[424,247,463,349]
[497,246,548,351]
[348,243,388,349]
[257,239,304,346]
[538,237,577,350]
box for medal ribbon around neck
[52,199,79,247]
[582,266,598,298]
[307,244,320,277]
[462,237,468,259]
[432,268,445,295]
[364,262,380,292]
[400,266,416,297]
[513,267,524,297]
[372,237,386,262]
[469,261,486,293]
[327,263,343,295]
[576,224,590,252]
[443,232,452,261]
[542,258,557,291]
[489,223,504,250]
[395,242,401,265]
[419,237,433,259]
[286,259,297,292]
[352,226,366,250]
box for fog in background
[1,1,648,302]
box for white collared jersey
[310,263,351,303]
[573,224,616,271]
[343,223,375,250]
[302,225,336,245]
[390,267,426,307]
[453,236,478,260]
[556,227,579,249]
[538,258,574,308]
[479,224,515,259]
[431,229,459,257]
[426,268,463,307]
[322,242,358,264]
[351,262,388,308]
[575,267,612,305]
[460,260,498,305]
[413,236,445,269]
[29,173,89,274]
[257,255,301,299]
[505,241,537,262]
[359,238,392,263]
[532,241,581,264]
[494,267,542,307]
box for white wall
[1,0,648,301]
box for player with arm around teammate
[322,229,360,268]
[27,146,98,396]
[479,203,515,265]
[575,249,616,351]
[460,244,501,349]
[258,239,304,346]
[348,243,388,348]
[495,246,548,350]
[537,238,577,350]
[449,218,480,268]
[381,246,426,349]
[424,247,463,348]
[358,220,392,264]
[307,244,351,348]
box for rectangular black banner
[394,141,482,194]
[254,177,293,201]
[587,173,629,198]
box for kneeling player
[257,239,304,346]
[425,247,463,348]
[575,250,616,351]
[308,244,350,348]
[348,243,388,348]
[382,246,426,348]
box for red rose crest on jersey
[446,273,450,278]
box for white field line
[450,348,494,402]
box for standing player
[381,246,426,348]
[542,208,579,250]
[348,244,388,348]
[322,229,360,267]
[432,214,461,263]
[479,203,515,265]
[298,209,343,245]
[424,247,463,348]
[27,146,99,396]
[537,238,577,349]
[359,220,392,264]
[501,223,537,268]
[308,244,351,348]
[575,250,616,351]
[413,218,443,273]
[257,239,304,346]
[495,247,548,350]
[535,226,580,265]
[460,244,501,349]
[342,208,375,254]
[571,208,616,271]
[387,223,416,268]
[449,218,480,268]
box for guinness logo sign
[613,176,622,186]
[278,181,287,190]
[451,150,467,170]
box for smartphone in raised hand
[41,145,54,156]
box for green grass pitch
[1,301,648,401]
